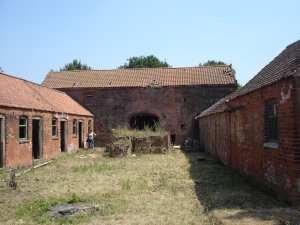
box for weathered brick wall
[199,113,230,164]
[0,107,92,168]
[198,76,300,203]
[60,85,236,146]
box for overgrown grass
[16,192,89,224]
[112,123,167,138]
[0,149,299,225]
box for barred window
[19,117,28,139]
[266,100,278,142]
[52,118,58,137]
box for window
[52,118,58,137]
[19,117,27,139]
[84,95,94,106]
[266,100,278,142]
[73,119,77,136]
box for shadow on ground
[183,150,300,225]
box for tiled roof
[0,73,93,116]
[236,39,300,97]
[195,98,227,119]
[197,39,300,118]
[41,66,236,89]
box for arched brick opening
[130,114,159,131]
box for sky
[0,0,300,85]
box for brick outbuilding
[0,73,93,168]
[42,66,237,146]
[196,40,300,203]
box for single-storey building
[42,66,237,146]
[0,73,93,168]
[196,40,300,203]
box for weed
[121,179,132,191]
[158,175,168,189]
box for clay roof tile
[42,66,236,89]
[0,73,93,116]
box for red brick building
[197,40,300,203]
[42,66,237,146]
[0,73,93,168]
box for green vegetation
[60,59,92,71]
[118,55,170,69]
[0,149,298,225]
[16,193,90,224]
[113,123,166,138]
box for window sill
[73,135,77,138]
[19,139,29,144]
[52,136,59,140]
[264,142,278,149]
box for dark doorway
[192,119,199,140]
[0,118,4,168]
[171,134,176,144]
[78,121,84,148]
[32,119,41,159]
[60,121,66,152]
[130,114,159,130]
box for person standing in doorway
[87,131,96,150]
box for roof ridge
[235,39,300,97]
[285,39,300,49]
[49,65,231,74]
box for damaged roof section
[41,66,236,89]
[0,72,93,116]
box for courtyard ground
[0,148,299,225]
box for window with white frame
[52,118,58,137]
[19,117,27,139]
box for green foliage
[199,60,228,67]
[0,66,3,72]
[119,55,171,69]
[60,59,92,71]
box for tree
[119,55,170,69]
[0,67,3,72]
[60,59,92,71]
[199,60,241,88]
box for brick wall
[198,76,300,204]
[0,107,93,168]
[60,85,236,146]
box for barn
[0,73,93,168]
[42,66,237,146]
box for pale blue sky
[0,0,299,85]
